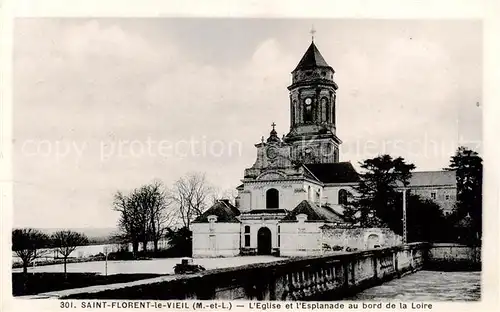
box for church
[191,39,454,258]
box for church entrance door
[257,227,272,255]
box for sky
[12,18,482,229]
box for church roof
[293,42,331,72]
[192,200,241,223]
[280,200,347,223]
[304,162,360,184]
[406,170,456,187]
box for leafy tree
[164,227,192,257]
[447,146,482,241]
[345,155,415,233]
[51,230,89,277]
[12,228,50,274]
[403,194,450,243]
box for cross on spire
[310,25,316,42]
[271,122,276,130]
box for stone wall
[427,243,481,271]
[279,222,323,257]
[42,243,427,300]
[278,225,402,258]
[321,227,402,252]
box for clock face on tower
[305,98,312,106]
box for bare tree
[211,187,238,205]
[134,181,172,253]
[113,191,141,256]
[51,230,89,278]
[169,172,214,228]
[12,228,50,274]
[113,181,175,255]
[128,189,150,252]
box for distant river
[348,271,481,301]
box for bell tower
[284,34,341,164]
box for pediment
[256,171,287,181]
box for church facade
[191,39,455,258]
[191,40,401,258]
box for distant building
[406,170,457,215]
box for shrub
[107,251,135,261]
[164,227,192,257]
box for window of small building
[431,192,436,199]
[244,225,251,247]
[338,189,348,205]
[445,194,450,200]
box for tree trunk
[132,241,139,257]
[23,263,28,274]
[151,219,157,253]
[64,257,67,279]
[153,239,158,253]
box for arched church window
[321,97,329,122]
[332,94,336,122]
[304,98,313,123]
[338,189,348,205]
[266,188,279,209]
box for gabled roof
[302,165,321,182]
[407,170,456,187]
[304,162,360,184]
[293,42,331,71]
[280,200,347,223]
[192,200,241,223]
